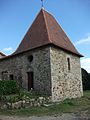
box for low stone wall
[0,96,52,110]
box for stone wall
[50,47,83,102]
[0,54,2,58]
[0,46,83,102]
[0,46,51,95]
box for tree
[81,68,90,90]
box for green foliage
[3,95,20,103]
[81,68,90,90]
[19,89,48,99]
[0,80,19,96]
[0,89,48,103]
[62,99,75,106]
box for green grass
[0,90,90,116]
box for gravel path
[0,113,90,120]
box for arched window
[67,57,70,71]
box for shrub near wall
[0,80,19,95]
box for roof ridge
[42,9,52,43]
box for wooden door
[27,72,33,91]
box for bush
[0,80,19,95]
[62,99,75,106]
[4,95,20,103]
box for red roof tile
[13,9,83,57]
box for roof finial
[41,0,44,8]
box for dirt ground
[0,113,90,120]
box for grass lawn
[0,90,90,116]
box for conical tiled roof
[13,9,83,57]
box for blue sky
[0,0,90,72]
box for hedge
[0,80,19,95]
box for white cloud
[81,58,90,73]
[3,47,13,52]
[75,34,90,45]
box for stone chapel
[0,9,83,101]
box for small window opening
[67,58,70,71]
[28,55,33,62]
[10,74,14,80]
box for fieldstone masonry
[0,46,83,102]
[50,47,83,101]
[0,47,51,95]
